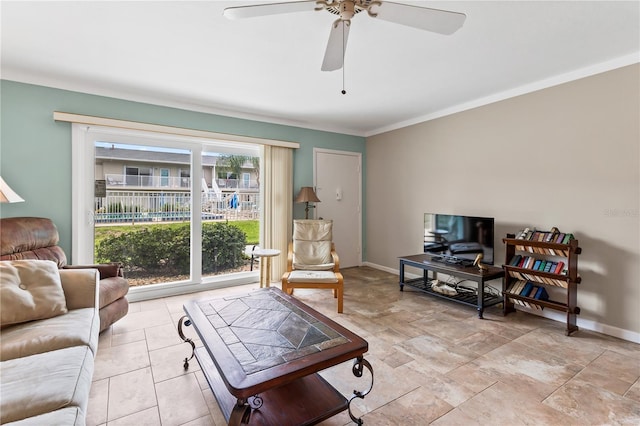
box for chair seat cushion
[286,270,338,283]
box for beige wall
[366,64,640,338]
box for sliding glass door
[74,125,261,294]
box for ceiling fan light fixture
[338,1,355,20]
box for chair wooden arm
[330,243,340,272]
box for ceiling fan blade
[370,2,466,35]
[223,1,318,20]
[321,20,350,72]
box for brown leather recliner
[0,217,129,332]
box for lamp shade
[295,187,320,203]
[0,177,25,203]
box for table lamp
[295,187,320,219]
[0,177,25,203]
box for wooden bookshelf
[502,234,582,335]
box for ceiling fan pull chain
[341,20,347,95]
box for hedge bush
[96,222,247,276]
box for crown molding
[366,52,640,137]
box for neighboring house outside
[94,146,259,223]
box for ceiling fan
[223,0,466,72]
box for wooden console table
[399,253,504,318]
[177,287,373,425]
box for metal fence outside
[95,191,260,224]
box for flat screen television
[424,213,495,265]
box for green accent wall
[0,80,366,258]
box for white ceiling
[2,1,638,136]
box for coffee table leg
[229,399,252,425]
[177,315,195,370]
[348,356,374,425]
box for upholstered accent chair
[281,219,344,313]
[0,217,129,332]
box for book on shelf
[538,260,547,271]
[512,227,573,247]
[507,280,518,304]
[510,254,522,266]
[507,279,553,310]
[562,233,574,244]
[543,262,555,273]
[529,285,541,309]
[534,286,549,302]
[510,281,526,306]
[512,281,549,309]
[553,261,565,274]
[533,260,541,270]
[514,280,525,295]
[520,281,533,297]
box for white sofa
[0,260,100,426]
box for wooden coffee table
[177,287,373,425]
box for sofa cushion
[3,407,84,426]
[59,268,99,311]
[0,345,94,424]
[0,308,100,361]
[0,260,68,327]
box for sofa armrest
[63,262,124,278]
[59,269,99,310]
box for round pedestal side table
[253,248,281,288]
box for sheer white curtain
[263,145,293,281]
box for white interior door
[314,149,361,268]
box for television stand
[398,253,504,318]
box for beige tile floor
[88,266,640,425]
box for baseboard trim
[361,261,639,344]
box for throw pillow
[0,260,68,327]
